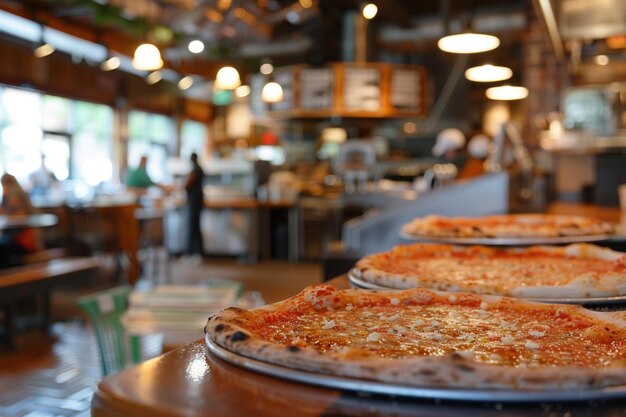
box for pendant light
[132,43,163,71]
[132,1,163,71]
[261,81,284,103]
[214,66,241,90]
[438,32,500,54]
[437,5,499,54]
[486,85,528,101]
[465,64,512,82]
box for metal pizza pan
[205,333,626,402]
[398,232,613,246]
[347,270,626,307]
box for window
[72,101,113,185]
[0,87,42,184]
[128,110,176,182]
[180,119,207,160]
[0,87,114,190]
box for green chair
[77,285,141,376]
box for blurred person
[0,173,39,268]
[183,153,205,262]
[125,155,156,192]
[458,134,491,180]
[432,128,467,164]
[28,154,58,198]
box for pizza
[352,243,626,299]
[206,284,626,390]
[401,214,614,239]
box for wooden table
[0,213,58,230]
[92,277,626,417]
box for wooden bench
[0,257,100,349]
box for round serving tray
[205,334,626,402]
[398,232,613,246]
[347,269,626,307]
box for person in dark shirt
[184,153,206,259]
[0,173,39,268]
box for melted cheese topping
[254,295,626,368]
[361,245,625,296]
[404,214,612,238]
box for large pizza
[401,214,614,239]
[352,243,626,299]
[206,284,626,390]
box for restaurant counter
[92,276,626,417]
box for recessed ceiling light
[362,3,378,20]
[34,43,55,58]
[486,85,529,101]
[188,40,205,54]
[260,63,274,75]
[438,33,500,54]
[235,85,251,98]
[465,64,513,82]
[101,56,120,71]
[146,71,162,85]
[178,75,194,90]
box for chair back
[77,285,132,376]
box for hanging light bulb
[132,43,163,71]
[486,85,529,101]
[465,64,513,82]
[214,66,241,90]
[261,82,284,103]
[438,33,500,54]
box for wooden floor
[0,257,323,417]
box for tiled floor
[0,258,323,417]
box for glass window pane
[72,101,113,185]
[42,95,71,132]
[181,120,207,159]
[1,87,41,125]
[128,110,175,183]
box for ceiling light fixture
[178,75,194,90]
[260,62,274,75]
[438,33,500,54]
[486,85,529,101]
[132,43,163,71]
[362,3,378,20]
[261,81,284,103]
[595,55,609,66]
[101,56,121,71]
[214,66,241,90]
[33,42,55,58]
[188,39,205,54]
[235,85,251,98]
[465,64,513,82]
[146,70,162,84]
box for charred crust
[214,324,226,333]
[415,369,436,376]
[454,364,475,373]
[230,331,249,342]
[286,346,301,353]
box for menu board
[271,71,295,111]
[390,69,422,111]
[300,68,334,109]
[343,67,381,111]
